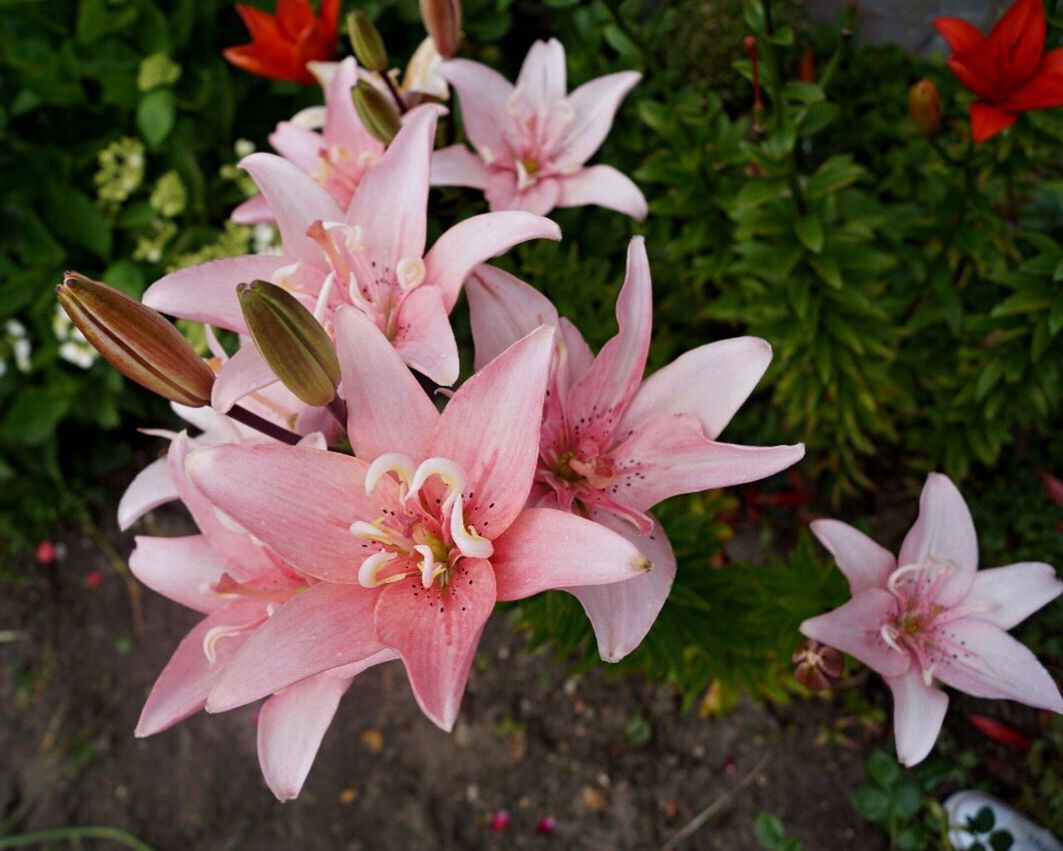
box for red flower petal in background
[224,0,339,85]
[967,713,1033,750]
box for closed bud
[237,280,340,407]
[419,0,461,59]
[352,80,402,144]
[56,271,214,407]
[909,78,942,136]
[792,640,844,691]
[797,44,816,83]
[348,11,388,73]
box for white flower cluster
[52,305,97,369]
[1,319,32,377]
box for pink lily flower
[232,57,385,223]
[801,473,1063,766]
[185,310,651,731]
[123,401,393,801]
[465,237,805,661]
[431,39,648,219]
[144,104,560,402]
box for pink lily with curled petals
[802,473,1063,767]
[186,312,650,732]
[432,39,647,219]
[232,57,385,223]
[465,237,805,662]
[124,401,393,801]
[144,104,560,402]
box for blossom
[144,105,560,404]
[936,0,1063,142]
[465,237,805,661]
[224,0,339,85]
[185,312,650,732]
[232,58,385,223]
[432,39,647,219]
[801,473,1063,766]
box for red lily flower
[224,0,340,85]
[935,0,1063,142]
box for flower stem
[228,404,303,445]
[327,395,348,428]
[0,827,153,851]
[380,70,407,115]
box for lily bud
[352,80,402,144]
[797,44,816,82]
[56,271,214,407]
[909,78,942,137]
[792,639,843,691]
[347,11,388,73]
[236,280,340,407]
[419,0,461,59]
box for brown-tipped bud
[792,640,844,691]
[909,78,942,137]
[419,0,462,59]
[236,280,340,407]
[797,44,816,83]
[56,271,215,407]
[348,11,388,73]
[352,80,402,144]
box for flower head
[936,0,1063,141]
[466,237,804,660]
[224,0,339,85]
[432,39,647,219]
[801,473,1063,766]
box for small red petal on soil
[967,714,1033,750]
[723,756,737,775]
[489,810,511,832]
[535,815,556,835]
[83,569,104,588]
[35,540,55,564]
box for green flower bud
[352,80,402,144]
[56,271,215,407]
[237,280,340,407]
[348,11,388,73]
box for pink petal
[964,562,1063,630]
[144,255,292,331]
[800,589,910,677]
[619,336,774,440]
[239,153,342,268]
[429,325,555,535]
[257,671,353,801]
[335,306,438,461]
[809,518,896,596]
[466,264,559,371]
[129,534,227,613]
[392,284,460,386]
[439,59,515,159]
[558,317,595,391]
[169,434,276,581]
[564,508,676,662]
[323,56,381,156]
[485,172,561,215]
[346,104,441,269]
[208,583,384,712]
[886,669,949,767]
[516,39,567,110]
[211,343,278,413]
[185,443,384,583]
[269,121,324,174]
[425,211,562,312]
[933,618,1063,712]
[430,144,492,189]
[118,457,178,531]
[374,557,496,731]
[231,194,275,225]
[557,165,647,220]
[492,507,649,602]
[135,599,263,736]
[566,236,653,445]
[556,71,641,168]
[898,473,978,606]
[610,413,805,511]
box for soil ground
[1,500,887,850]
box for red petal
[934,17,985,52]
[970,101,1017,142]
[947,54,1003,101]
[966,713,1033,750]
[1003,49,1063,110]
[1040,470,1063,507]
[989,0,1046,82]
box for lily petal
[208,583,384,712]
[800,589,911,678]
[374,557,496,731]
[322,56,380,155]
[516,39,567,110]
[485,172,561,215]
[425,211,562,312]
[810,519,896,596]
[211,343,277,413]
[886,669,949,767]
[556,71,641,168]
[619,336,773,440]
[969,101,1017,142]
[269,121,323,174]
[964,561,1063,630]
[392,284,461,386]
[129,534,228,613]
[557,165,647,221]
[430,144,493,189]
[898,473,977,606]
[439,59,515,158]
[231,194,276,225]
[335,306,439,461]
[118,457,178,531]
[466,264,559,371]
[990,0,1045,82]
[934,17,985,53]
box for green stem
[599,0,658,76]
[379,70,407,115]
[228,404,303,445]
[0,827,154,851]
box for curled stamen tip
[634,556,652,572]
[880,624,904,654]
[922,665,936,687]
[365,452,416,495]
[358,550,397,588]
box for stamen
[271,261,302,292]
[407,457,466,509]
[202,622,256,665]
[887,562,930,594]
[450,493,494,559]
[880,624,904,655]
[922,664,937,687]
[358,550,398,588]
[396,257,426,291]
[414,544,436,589]
[365,452,416,494]
[349,520,392,544]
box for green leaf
[138,88,176,147]
[852,786,890,822]
[42,185,112,260]
[991,289,1053,317]
[1050,293,1063,335]
[805,156,865,199]
[783,81,825,103]
[865,750,901,789]
[975,361,1004,401]
[969,805,996,834]
[77,0,140,42]
[892,781,922,819]
[989,830,1014,851]
[754,813,786,849]
[0,386,73,446]
[810,255,843,288]
[733,179,787,212]
[795,215,824,254]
